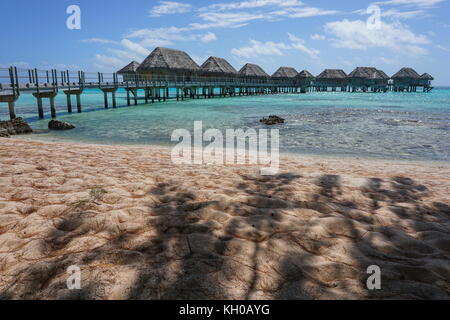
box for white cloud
[354,7,428,20]
[81,38,119,44]
[93,39,150,71]
[195,1,338,30]
[325,19,430,56]
[191,12,265,30]
[201,0,304,11]
[139,38,173,48]
[126,27,217,46]
[94,54,125,71]
[121,39,150,57]
[200,32,218,43]
[436,44,450,52]
[288,33,320,58]
[372,0,445,8]
[232,40,290,58]
[311,34,326,40]
[271,7,338,18]
[231,33,319,59]
[150,1,192,17]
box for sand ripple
[0,139,449,300]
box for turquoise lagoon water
[1,88,450,162]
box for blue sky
[1,0,450,84]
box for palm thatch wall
[200,56,237,77]
[136,47,200,80]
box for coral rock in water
[48,120,76,130]
[260,115,285,125]
[0,117,33,135]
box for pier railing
[0,66,300,95]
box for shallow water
[1,88,450,162]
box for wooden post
[112,90,117,108]
[8,101,16,120]
[104,91,109,109]
[76,94,82,113]
[37,97,44,119]
[126,90,130,106]
[50,96,56,118]
[134,89,138,105]
[66,94,72,113]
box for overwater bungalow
[200,56,237,81]
[419,73,434,92]
[238,63,270,83]
[295,70,314,93]
[314,69,348,92]
[348,67,389,92]
[391,67,421,92]
[136,47,200,81]
[271,67,298,93]
[117,61,140,82]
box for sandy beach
[0,138,449,300]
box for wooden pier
[0,65,434,121]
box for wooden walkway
[0,66,433,120]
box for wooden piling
[76,94,82,113]
[66,94,72,113]
[103,91,109,109]
[8,101,16,120]
[37,97,44,119]
[112,91,117,108]
[50,96,56,118]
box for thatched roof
[392,67,420,79]
[348,67,389,80]
[201,56,237,75]
[296,70,314,79]
[420,73,434,80]
[137,47,200,73]
[316,69,347,79]
[377,70,390,80]
[238,63,269,77]
[272,67,298,78]
[118,61,140,74]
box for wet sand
[0,138,449,299]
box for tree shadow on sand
[1,171,449,300]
